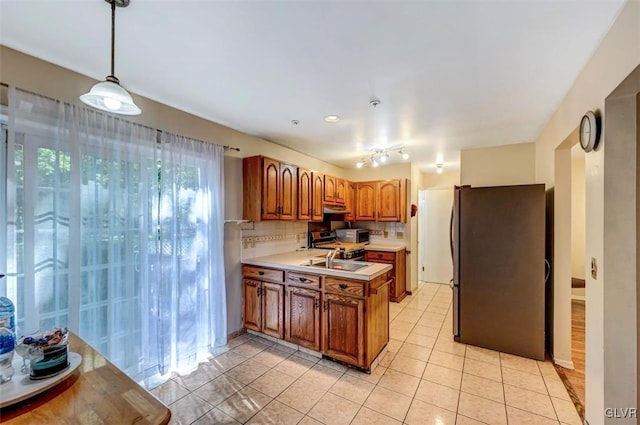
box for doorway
[418,188,453,284]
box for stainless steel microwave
[336,229,370,244]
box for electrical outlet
[242,238,249,249]
[249,237,256,248]
[396,231,404,239]
[591,257,598,279]
[383,231,389,238]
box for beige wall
[571,148,586,280]
[344,162,411,181]
[460,142,535,187]
[421,170,460,189]
[532,1,640,423]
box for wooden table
[0,333,171,424]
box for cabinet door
[355,182,376,221]
[335,179,346,205]
[262,158,280,220]
[298,168,312,220]
[311,172,324,221]
[344,181,356,222]
[377,180,401,221]
[322,294,365,367]
[279,164,297,221]
[262,282,284,339]
[324,175,336,203]
[286,287,321,351]
[243,279,262,332]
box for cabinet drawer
[365,251,396,261]
[286,271,321,288]
[243,265,284,283]
[324,277,364,297]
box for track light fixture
[354,145,410,168]
[80,0,141,115]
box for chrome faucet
[326,248,339,268]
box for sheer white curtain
[4,87,226,381]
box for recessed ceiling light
[324,115,341,123]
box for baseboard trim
[554,358,575,370]
[227,328,246,341]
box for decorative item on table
[17,328,70,380]
[0,295,16,384]
[0,327,15,383]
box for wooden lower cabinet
[243,267,389,370]
[285,286,321,351]
[365,249,407,302]
[243,279,262,332]
[242,278,284,339]
[262,282,285,339]
[322,293,365,367]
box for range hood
[323,204,349,214]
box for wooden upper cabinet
[344,181,356,222]
[322,293,365,367]
[243,156,298,221]
[311,172,324,221]
[335,179,346,204]
[324,175,336,203]
[279,164,297,220]
[261,158,280,220]
[355,182,376,221]
[377,180,401,222]
[355,179,405,222]
[298,168,312,220]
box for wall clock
[579,110,601,152]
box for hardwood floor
[555,299,586,419]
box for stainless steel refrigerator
[450,184,546,360]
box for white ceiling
[0,0,625,172]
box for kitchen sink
[302,260,370,272]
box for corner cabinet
[355,179,406,223]
[243,156,297,221]
[365,249,407,302]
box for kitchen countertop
[242,249,392,281]
[365,244,407,252]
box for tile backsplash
[241,221,308,259]
[353,221,406,244]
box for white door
[420,188,453,284]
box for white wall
[571,147,586,280]
[533,2,640,423]
[460,142,535,187]
[419,188,453,284]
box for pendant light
[80,0,141,115]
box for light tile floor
[152,282,582,425]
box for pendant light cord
[110,0,116,78]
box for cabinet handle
[258,271,265,276]
[315,299,319,309]
[339,283,348,290]
[323,301,327,312]
[299,277,309,283]
[377,253,382,258]
[257,287,262,296]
